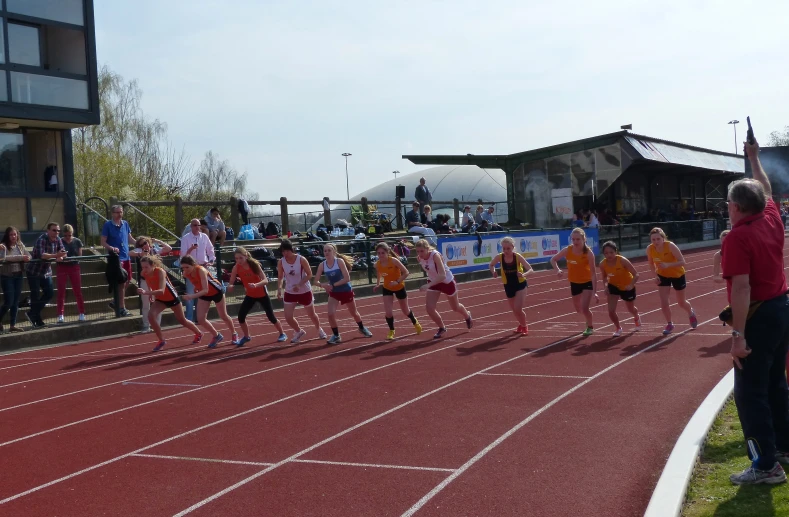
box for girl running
[276,239,326,343]
[180,255,239,348]
[712,230,730,284]
[372,242,422,340]
[489,236,533,335]
[315,243,373,344]
[550,227,599,336]
[137,255,202,352]
[226,247,287,346]
[414,238,473,339]
[646,227,698,335]
[599,241,641,336]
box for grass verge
[683,399,789,516]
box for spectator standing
[723,137,789,485]
[130,236,172,332]
[414,177,432,214]
[101,205,135,316]
[181,218,216,321]
[205,207,227,247]
[0,226,30,332]
[26,223,67,328]
[56,224,86,323]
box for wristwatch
[731,330,742,338]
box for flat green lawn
[683,400,789,516]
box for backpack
[265,221,280,237]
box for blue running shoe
[277,333,287,342]
[153,340,166,352]
[236,336,251,347]
[327,334,342,344]
[208,333,224,349]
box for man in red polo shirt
[722,136,789,485]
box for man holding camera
[723,137,789,485]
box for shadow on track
[455,333,522,356]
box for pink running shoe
[662,322,675,336]
[689,312,698,329]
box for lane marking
[400,316,721,516]
[290,459,456,473]
[122,382,202,388]
[479,373,592,379]
[0,279,726,507]
[131,453,272,467]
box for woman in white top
[276,239,326,343]
[415,239,472,339]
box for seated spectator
[477,205,503,232]
[204,207,227,246]
[432,213,451,234]
[405,201,437,245]
[460,205,475,232]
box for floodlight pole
[728,120,740,155]
[342,153,352,200]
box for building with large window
[404,131,744,228]
[0,0,99,238]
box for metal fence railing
[597,218,728,252]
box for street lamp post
[728,120,740,155]
[342,153,352,200]
[392,170,400,180]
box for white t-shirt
[418,250,454,284]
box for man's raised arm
[745,138,772,198]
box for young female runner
[489,236,533,335]
[646,227,698,335]
[276,239,326,343]
[550,227,599,336]
[414,238,472,339]
[180,255,239,348]
[137,255,202,352]
[372,242,422,340]
[712,230,730,284]
[315,243,373,344]
[226,247,287,346]
[599,241,641,336]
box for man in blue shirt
[101,205,135,316]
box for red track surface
[0,245,783,516]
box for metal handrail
[122,201,181,242]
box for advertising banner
[438,229,600,274]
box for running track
[0,245,783,516]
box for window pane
[0,24,5,64]
[0,72,7,102]
[10,72,88,109]
[0,133,25,191]
[7,0,84,26]
[8,23,41,67]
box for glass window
[8,23,41,67]
[0,72,7,102]
[7,0,84,26]
[0,133,25,191]
[10,72,88,109]
[0,24,5,64]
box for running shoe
[231,333,240,346]
[520,325,529,335]
[236,336,251,347]
[208,333,224,349]
[434,328,447,339]
[277,333,288,342]
[387,330,396,340]
[662,322,675,336]
[79,314,86,322]
[327,334,342,344]
[465,312,473,329]
[515,326,523,334]
[153,340,166,352]
[291,329,307,343]
[689,311,698,329]
[57,315,64,324]
[192,333,203,345]
[634,315,642,331]
[730,462,786,485]
[414,322,423,335]
[582,327,594,337]
[359,326,373,337]
[318,328,327,340]
[613,328,623,337]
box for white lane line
[131,453,272,467]
[479,373,593,379]
[0,286,725,507]
[290,459,456,473]
[399,316,720,517]
[170,289,726,516]
[122,382,202,388]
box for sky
[94,0,789,203]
